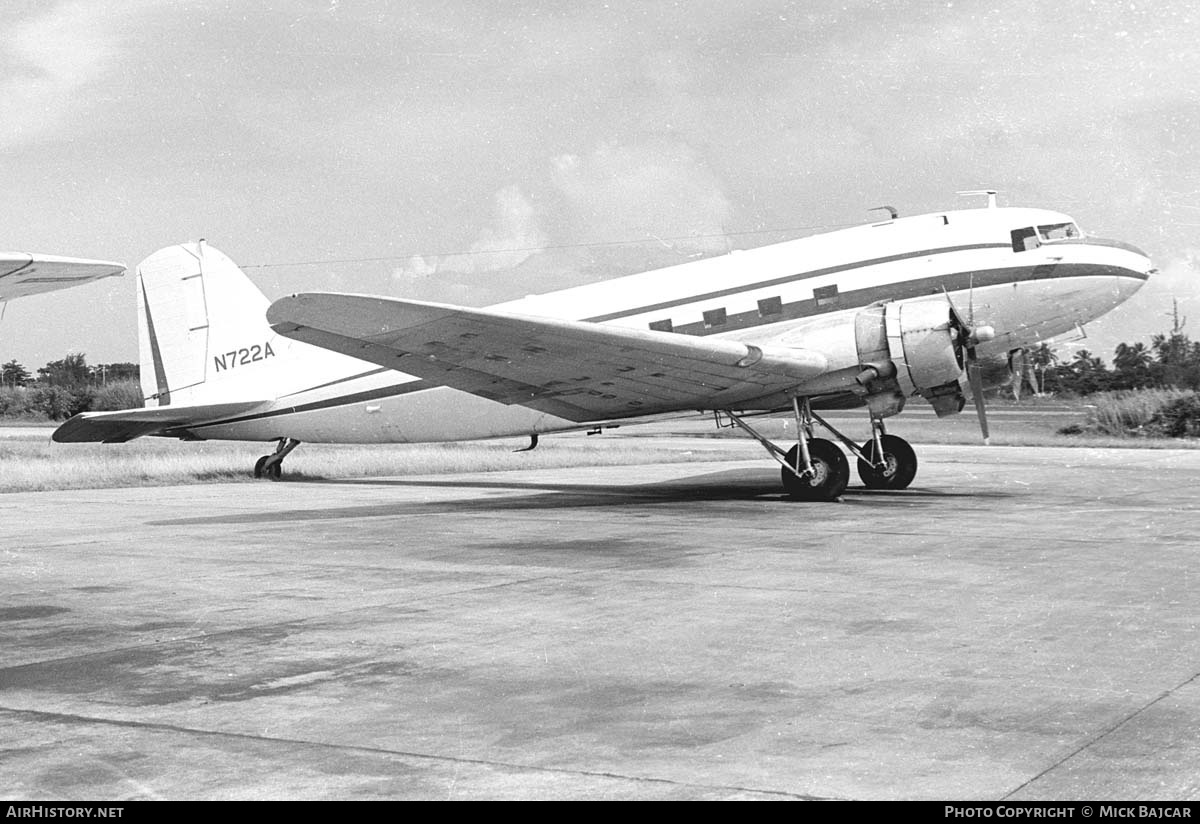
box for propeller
[944,285,995,444]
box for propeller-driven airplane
[1,252,125,301]
[53,194,1152,500]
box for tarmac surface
[2,443,1200,800]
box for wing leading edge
[267,293,829,421]
[53,400,273,443]
[0,253,125,301]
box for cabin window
[1038,222,1080,241]
[813,284,840,306]
[758,296,782,316]
[703,308,727,328]
[648,319,673,332]
[1011,227,1039,252]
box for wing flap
[267,294,829,421]
[52,400,272,443]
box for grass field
[0,430,758,493]
[2,398,1196,494]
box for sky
[2,0,1198,371]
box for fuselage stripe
[180,260,1146,432]
[674,263,1145,337]
[277,366,390,398]
[175,379,435,432]
[582,242,1011,322]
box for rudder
[137,241,275,406]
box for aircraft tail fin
[137,242,281,406]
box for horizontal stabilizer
[52,400,272,443]
[267,293,829,421]
[0,253,125,301]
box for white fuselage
[181,206,1152,444]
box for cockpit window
[1011,227,1039,252]
[1038,222,1081,241]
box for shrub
[29,386,94,420]
[92,379,143,411]
[1146,393,1200,438]
[1059,389,1200,438]
[0,386,42,419]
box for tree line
[1003,305,1200,398]
[0,353,142,419]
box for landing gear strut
[856,419,918,489]
[254,437,301,480]
[726,397,850,501]
[723,401,918,499]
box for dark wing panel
[52,401,272,443]
[267,293,829,421]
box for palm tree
[1,360,31,389]
[1114,341,1152,389]
[1028,343,1058,394]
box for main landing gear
[254,437,301,480]
[724,399,917,501]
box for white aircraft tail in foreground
[1,252,124,301]
[54,199,1153,499]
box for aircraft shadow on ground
[150,468,1015,527]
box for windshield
[1038,222,1081,241]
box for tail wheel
[781,438,849,501]
[253,455,283,480]
[856,434,918,489]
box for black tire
[254,455,269,478]
[781,438,849,501]
[266,461,282,480]
[856,434,918,489]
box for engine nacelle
[856,300,967,418]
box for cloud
[549,140,733,256]
[0,2,125,149]
[392,184,545,287]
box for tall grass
[0,436,758,493]
[1074,389,1193,437]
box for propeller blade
[946,287,992,442]
[966,350,990,444]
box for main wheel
[254,455,269,478]
[781,438,849,501]
[856,434,918,489]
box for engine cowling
[855,300,967,418]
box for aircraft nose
[1087,237,1156,282]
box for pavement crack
[0,706,832,800]
[1001,667,1200,799]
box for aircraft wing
[267,293,829,421]
[0,253,125,301]
[52,400,273,443]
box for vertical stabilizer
[137,242,275,406]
